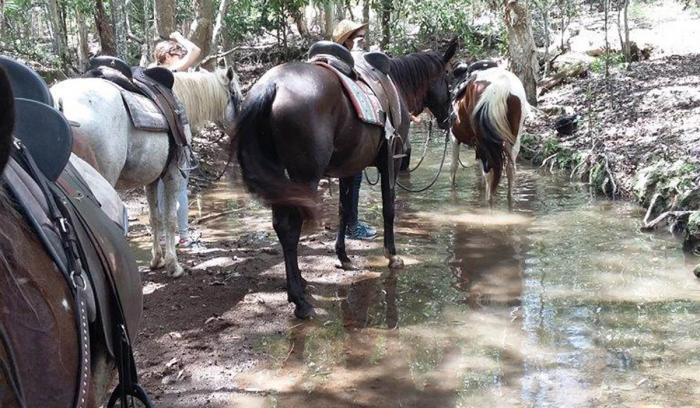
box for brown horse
[0,67,140,407]
[234,41,457,319]
[450,66,530,207]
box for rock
[193,256,236,270]
[679,188,700,210]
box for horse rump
[234,82,318,219]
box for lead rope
[394,126,450,193]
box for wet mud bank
[525,54,700,271]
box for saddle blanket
[315,62,386,127]
[120,88,170,132]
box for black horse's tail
[234,82,317,219]
[473,101,505,192]
[0,67,15,172]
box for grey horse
[51,67,242,277]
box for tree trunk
[46,0,70,67]
[188,0,214,58]
[210,0,230,54]
[363,0,370,43]
[380,0,392,49]
[154,0,176,39]
[95,0,117,55]
[76,9,90,70]
[113,0,129,59]
[291,6,310,38]
[504,0,539,106]
[622,0,630,66]
[140,0,153,66]
[603,0,609,78]
[323,2,334,39]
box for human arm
[168,31,201,71]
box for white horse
[51,67,242,277]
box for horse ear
[443,38,458,63]
[226,66,235,81]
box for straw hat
[333,19,369,45]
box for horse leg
[273,205,314,319]
[145,182,165,270]
[450,137,460,187]
[336,176,358,270]
[162,172,185,278]
[484,169,496,208]
[506,161,514,210]
[380,163,404,269]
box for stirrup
[107,383,153,408]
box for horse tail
[0,67,15,172]
[472,75,529,190]
[234,82,317,219]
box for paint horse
[234,40,457,319]
[51,66,242,277]
[450,65,530,207]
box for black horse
[234,40,458,319]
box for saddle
[308,41,403,136]
[1,57,151,407]
[85,57,190,172]
[452,59,499,101]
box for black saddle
[308,41,355,75]
[468,59,498,74]
[0,55,53,106]
[364,52,391,75]
[13,98,72,181]
[89,56,133,80]
[87,57,175,90]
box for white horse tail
[471,68,529,149]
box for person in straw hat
[332,19,377,240]
[333,19,369,51]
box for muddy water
[135,135,700,407]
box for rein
[362,120,450,193]
[395,126,450,193]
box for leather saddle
[85,57,190,171]
[308,41,403,135]
[452,59,499,101]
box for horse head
[427,38,458,130]
[216,65,243,135]
[0,66,14,173]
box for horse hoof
[170,265,185,278]
[388,256,404,269]
[294,302,315,320]
[340,261,359,271]
[694,265,700,278]
[150,257,165,270]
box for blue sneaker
[347,221,377,240]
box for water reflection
[161,135,700,406]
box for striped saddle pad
[313,61,386,127]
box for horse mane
[389,51,446,114]
[173,70,232,130]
